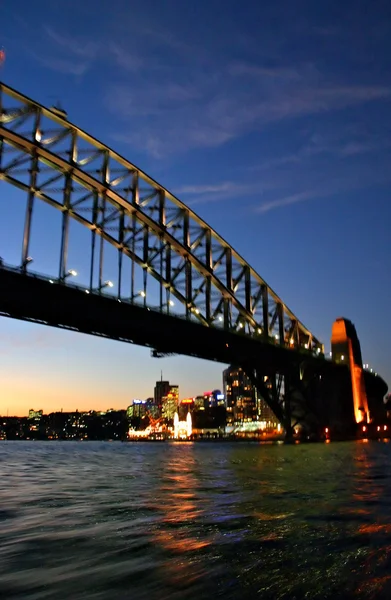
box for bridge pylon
[331,318,369,424]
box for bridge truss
[0,81,323,356]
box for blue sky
[1,0,390,415]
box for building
[161,385,179,422]
[28,409,43,419]
[223,365,278,426]
[154,380,171,412]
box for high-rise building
[154,380,171,410]
[223,366,277,425]
[161,385,179,421]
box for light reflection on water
[1,441,391,599]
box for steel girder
[0,81,323,354]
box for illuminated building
[162,385,179,421]
[223,365,278,426]
[28,409,43,419]
[194,395,207,410]
[173,411,192,439]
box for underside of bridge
[0,81,387,440]
[0,267,386,439]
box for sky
[0,0,391,416]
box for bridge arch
[0,81,322,354]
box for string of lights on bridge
[5,254,322,354]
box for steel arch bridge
[4,81,384,440]
[0,81,323,355]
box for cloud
[39,26,143,76]
[107,64,391,157]
[33,54,89,76]
[173,181,268,206]
[44,25,98,59]
[255,190,316,214]
[108,43,143,72]
[176,182,241,195]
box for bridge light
[85,290,90,294]
[218,316,223,322]
[238,323,244,329]
[49,279,54,284]
[100,280,114,290]
[362,425,367,432]
[341,355,344,361]
[329,351,332,357]
[290,338,294,345]
[304,343,309,349]
[35,129,42,142]
[139,291,146,297]
[169,300,175,307]
[22,256,33,268]
[274,334,279,340]
[258,328,262,334]
[325,428,329,434]
[370,368,373,373]
[377,426,381,432]
[384,425,387,431]
[62,269,77,280]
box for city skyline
[1,0,391,416]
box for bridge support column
[331,318,369,425]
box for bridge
[0,81,387,440]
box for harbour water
[1,440,391,599]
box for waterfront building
[173,411,192,439]
[223,365,278,427]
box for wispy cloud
[37,25,143,76]
[255,190,317,214]
[107,63,391,157]
[44,25,98,59]
[33,54,90,76]
[176,182,241,195]
[173,181,267,206]
[108,43,143,72]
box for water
[1,441,391,599]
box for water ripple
[1,440,391,598]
